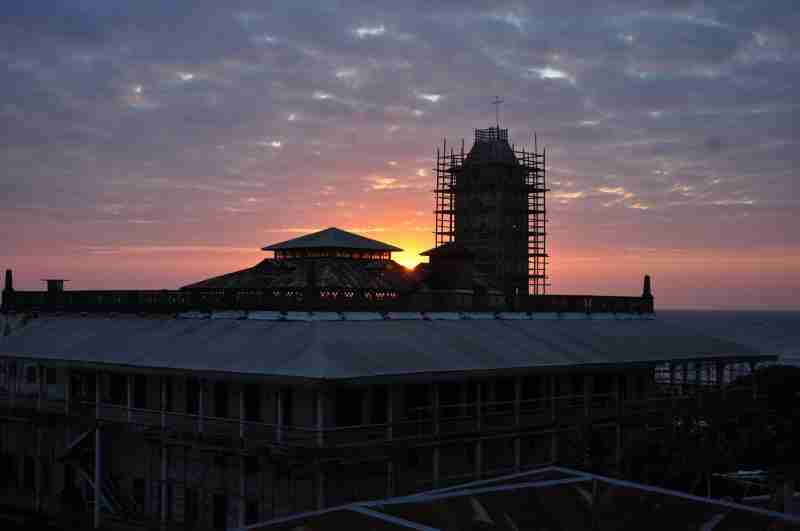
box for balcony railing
[0,387,763,452]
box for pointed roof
[420,242,475,258]
[262,227,402,252]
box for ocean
[659,310,800,367]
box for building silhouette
[0,123,784,530]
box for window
[23,455,35,490]
[213,494,227,530]
[184,487,199,525]
[133,375,147,409]
[132,478,145,510]
[214,381,228,418]
[109,374,126,406]
[244,384,261,422]
[245,501,259,525]
[335,387,365,427]
[186,378,199,415]
[371,386,388,425]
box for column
[432,445,440,488]
[95,371,101,419]
[550,375,558,462]
[239,456,246,526]
[749,362,758,400]
[550,375,557,421]
[716,361,726,399]
[275,388,283,443]
[695,362,704,408]
[475,382,483,478]
[614,375,622,469]
[37,364,44,412]
[198,379,205,435]
[386,460,395,498]
[386,385,393,441]
[316,467,325,510]
[161,376,167,431]
[161,445,168,527]
[316,389,324,448]
[65,368,71,415]
[94,380,102,530]
[126,374,133,423]
[681,362,689,397]
[239,384,245,440]
[514,377,522,472]
[668,363,676,389]
[583,375,593,417]
[432,383,440,436]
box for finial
[492,96,503,129]
[643,275,652,298]
[3,269,11,292]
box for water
[658,310,800,367]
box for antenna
[492,96,504,129]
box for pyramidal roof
[262,227,403,252]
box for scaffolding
[434,127,549,295]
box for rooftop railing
[1,288,653,314]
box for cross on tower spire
[492,96,504,129]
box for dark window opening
[214,381,229,418]
[282,388,294,427]
[109,374,126,406]
[133,478,145,510]
[163,376,174,411]
[184,487,199,525]
[213,494,227,530]
[371,386,388,425]
[438,382,461,419]
[133,375,147,409]
[335,387,365,426]
[404,384,431,420]
[245,501,259,525]
[244,384,261,422]
[186,378,199,415]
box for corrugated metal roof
[0,314,769,380]
[262,227,403,252]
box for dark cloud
[0,0,797,306]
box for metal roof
[0,313,769,380]
[242,466,800,530]
[262,227,403,252]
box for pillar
[94,381,102,529]
[65,368,71,415]
[275,388,283,443]
[475,382,483,478]
[749,362,758,400]
[37,364,44,412]
[386,460,395,498]
[126,374,133,423]
[432,383,440,436]
[161,376,167,431]
[551,376,558,463]
[316,389,324,447]
[316,468,325,510]
[198,379,205,435]
[716,361,726,399]
[239,456,246,526]
[239,384,245,440]
[161,445,168,527]
[386,385,394,441]
[514,376,522,427]
[432,446,440,488]
[584,375,593,417]
[681,362,689,397]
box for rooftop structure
[434,126,547,298]
[262,227,402,260]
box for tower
[434,125,548,297]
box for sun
[392,250,425,270]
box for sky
[1,1,798,309]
